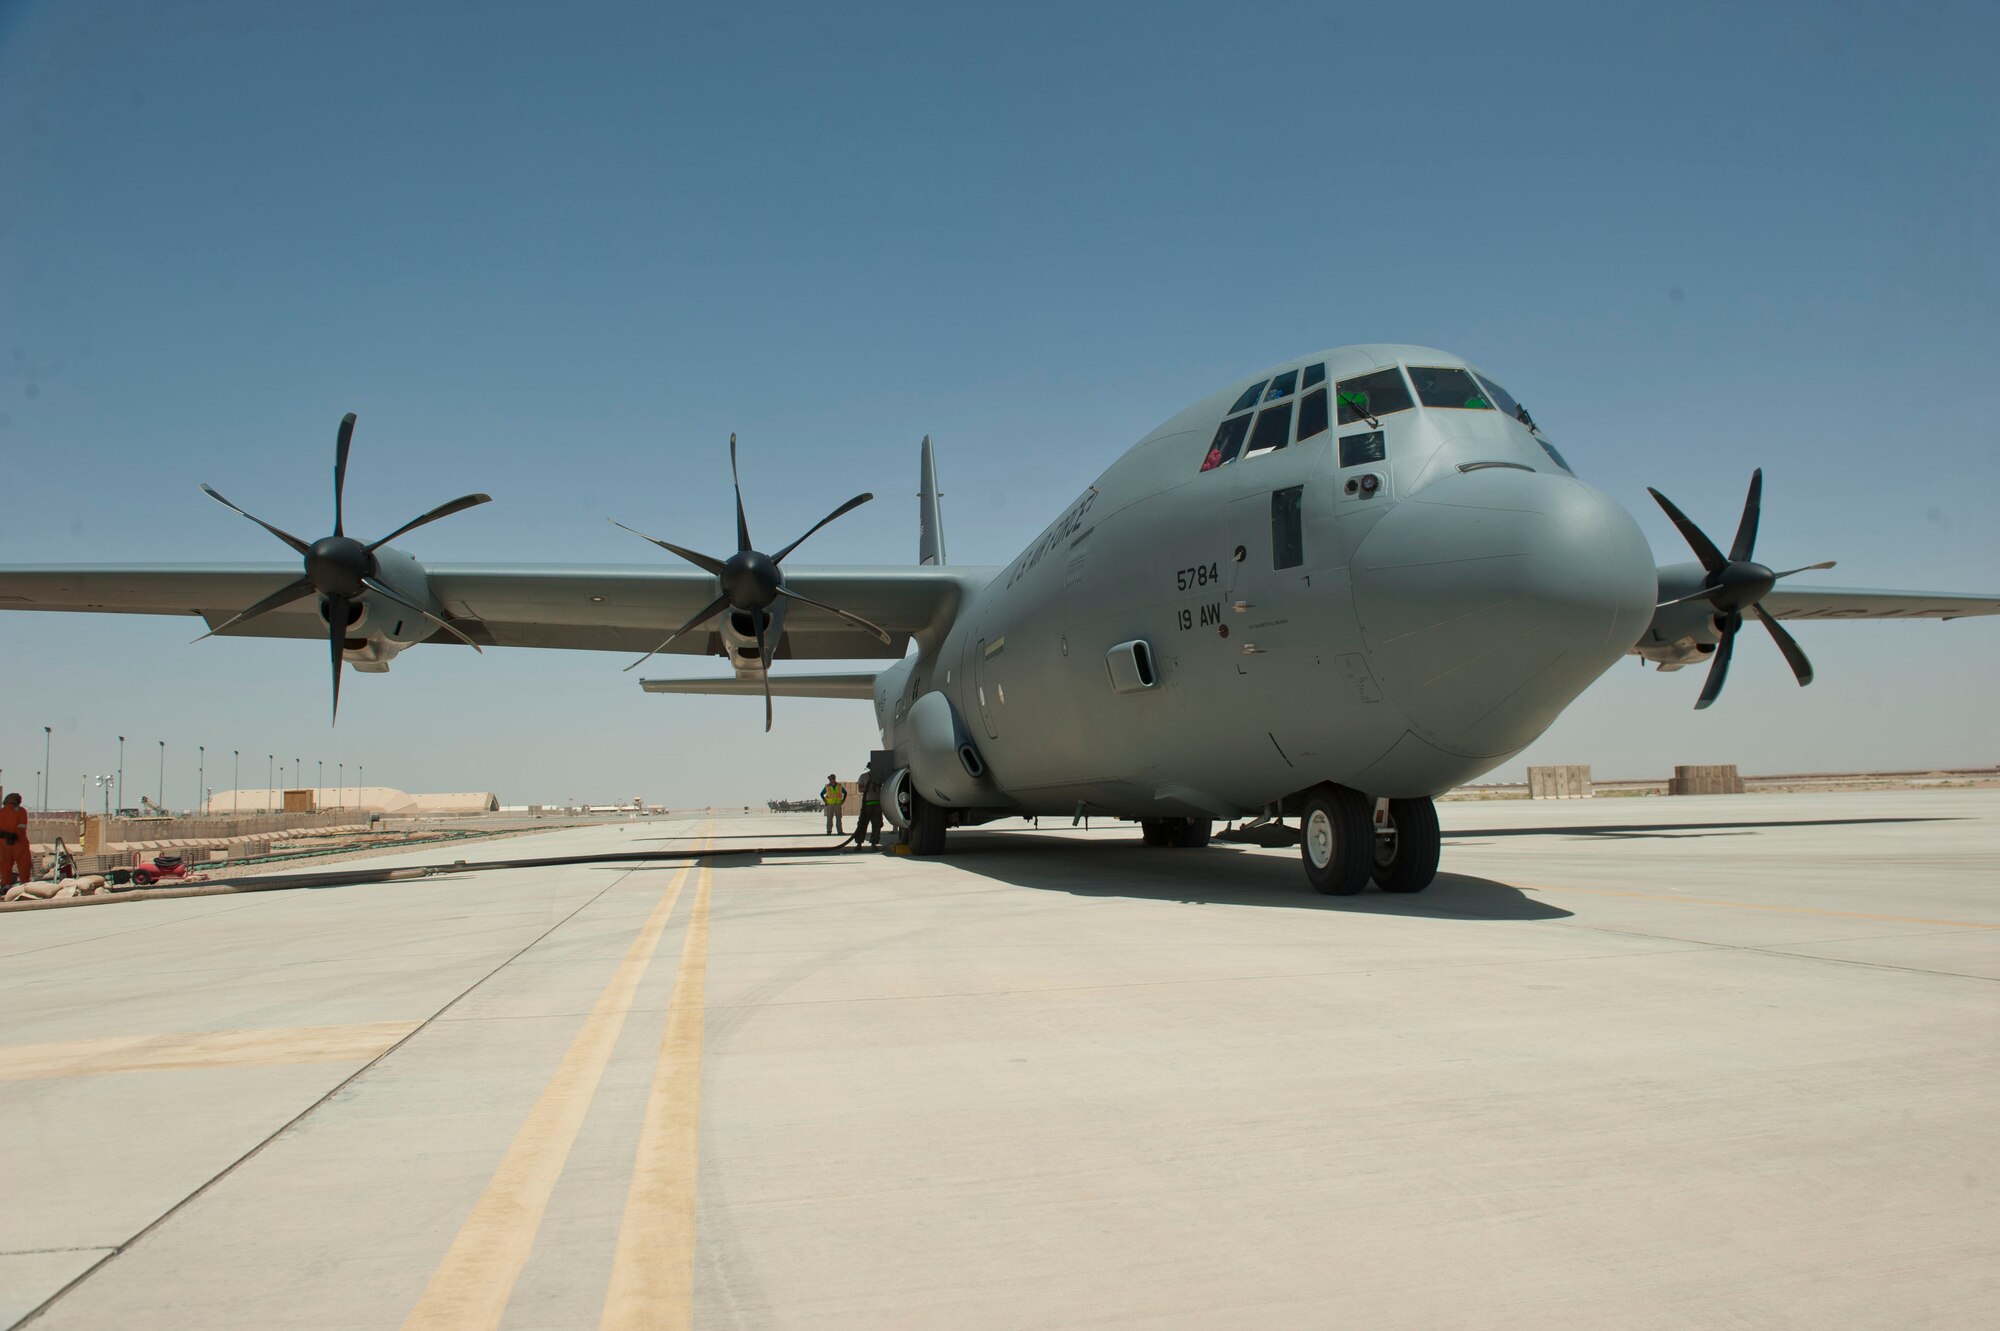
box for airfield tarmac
[3,790,1996,1329]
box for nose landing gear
[1300,787,1441,895]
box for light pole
[117,735,125,811]
[267,754,274,812]
[198,746,206,816]
[338,762,345,810]
[43,726,52,812]
[317,760,323,811]
[157,740,165,812]
[233,750,240,816]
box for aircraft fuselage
[878,344,1658,822]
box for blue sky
[3,0,1995,810]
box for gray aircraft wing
[1754,586,2000,621]
[0,562,992,658]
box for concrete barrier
[1527,765,1593,799]
[1669,764,1745,795]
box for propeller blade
[1753,603,1814,687]
[192,577,316,642]
[774,586,894,645]
[1728,468,1763,563]
[333,412,356,538]
[326,594,351,722]
[365,493,492,552]
[623,591,732,673]
[361,576,484,653]
[1770,560,1837,580]
[1693,621,1737,710]
[729,432,752,553]
[753,609,774,732]
[1646,487,1727,574]
[772,493,875,564]
[1654,584,1719,610]
[199,484,310,556]
[608,521,729,577]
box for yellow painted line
[0,1021,420,1082]
[1523,882,2000,930]
[601,857,713,1331]
[402,846,703,1331]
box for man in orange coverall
[0,792,33,887]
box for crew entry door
[972,634,1000,738]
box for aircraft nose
[1352,468,1656,759]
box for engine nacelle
[320,546,453,673]
[1632,561,1723,671]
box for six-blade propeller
[613,433,891,731]
[197,412,492,721]
[1647,469,1835,709]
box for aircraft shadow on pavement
[933,829,1571,921]
[1447,815,1952,841]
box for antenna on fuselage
[918,435,948,566]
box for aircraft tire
[1372,797,1440,893]
[1167,818,1212,848]
[1300,786,1370,895]
[909,790,949,857]
[1140,819,1171,846]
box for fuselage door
[972,635,1000,738]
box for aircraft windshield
[1469,371,1522,419]
[1407,366,1493,410]
[1335,368,1415,425]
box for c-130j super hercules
[7,344,1995,893]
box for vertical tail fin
[918,434,948,566]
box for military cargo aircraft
[6,344,1994,893]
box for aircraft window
[1229,381,1268,414]
[1335,368,1414,425]
[1264,369,1298,402]
[1271,486,1304,569]
[1199,413,1254,472]
[1295,388,1329,443]
[1470,371,1521,419]
[1408,366,1493,410]
[1537,437,1575,474]
[1301,363,1326,391]
[1244,401,1293,456]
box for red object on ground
[130,853,190,887]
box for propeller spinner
[614,433,890,731]
[198,412,492,721]
[1647,469,1835,709]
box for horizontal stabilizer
[640,672,877,700]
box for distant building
[202,787,499,815]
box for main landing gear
[1300,786,1440,895]
[1140,817,1213,848]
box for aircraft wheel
[1371,797,1440,893]
[908,789,948,857]
[1140,819,1171,846]
[1166,818,1212,848]
[1300,787,1370,895]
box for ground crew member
[0,793,33,888]
[851,765,883,850]
[820,773,846,835]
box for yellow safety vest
[821,784,845,805]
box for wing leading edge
[0,562,994,658]
[1754,586,2000,621]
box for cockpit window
[1537,437,1575,474]
[1407,366,1493,410]
[1264,369,1298,402]
[1199,413,1253,472]
[1229,381,1268,414]
[1335,368,1415,425]
[1469,371,1521,420]
[1301,363,1327,391]
[1295,388,1329,443]
[1244,400,1293,456]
